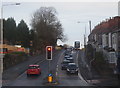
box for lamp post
[0,3,20,87]
[77,20,91,47]
[77,20,93,83]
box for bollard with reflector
[48,74,53,83]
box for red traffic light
[47,47,51,51]
[46,46,52,60]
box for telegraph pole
[89,20,92,34]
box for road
[2,50,90,86]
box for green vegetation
[10,51,26,55]
[92,51,113,76]
[3,52,28,70]
[3,7,67,54]
[86,44,94,60]
[3,18,30,48]
[94,52,106,65]
[86,44,112,75]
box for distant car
[64,55,70,59]
[66,63,79,75]
[69,53,73,57]
[27,65,41,76]
[61,60,71,70]
[66,57,74,63]
[64,51,69,55]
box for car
[64,51,69,56]
[66,57,74,63]
[61,60,71,70]
[69,53,73,57]
[27,65,41,76]
[64,55,70,59]
[66,63,79,75]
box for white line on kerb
[76,51,79,66]
[76,51,88,84]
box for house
[88,16,120,69]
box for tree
[17,20,30,48]
[3,18,17,44]
[31,7,66,52]
[29,29,35,41]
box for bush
[95,52,105,65]
[10,52,26,55]
[92,51,109,74]
[3,52,27,70]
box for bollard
[48,74,53,83]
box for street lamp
[78,20,93,83]
[0,2,20,87]
[78,20,92,34]
[77,21,91,46]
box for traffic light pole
[48,60,50,73]
[46,46,52,74]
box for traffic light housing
[46,46,52,60]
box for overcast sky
[1,0,119,47]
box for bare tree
[31,7,66,52]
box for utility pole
[89,20,92,34]
[0,3,20,88]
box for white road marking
[56,72,58,76]
[18,51,63,79]
[57,65,59,68]
[55,51,65,76]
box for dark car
[69,53,73,57]
[66,63,79,75]
[64,51,70,56]
[104,46,109,50]
[61,60,71,70]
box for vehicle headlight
[67,69,70,71]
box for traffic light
[46,46,52,60]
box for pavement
[78,50,119,86]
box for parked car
[26,65,41,76]
[104,46,109,50]
[61,60,71,70]
[66,63,79,75]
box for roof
[68,63,76,65]
[63,60,70,62]
[66,57,73,59]
[29,65,39,67]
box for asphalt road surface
[3,50,90,86]
[56,50,90,86]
